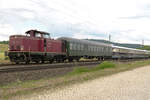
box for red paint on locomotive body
[9,30,65,54]
[9,35,44,52]
[46,39,64,53]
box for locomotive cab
[8,30,66,64]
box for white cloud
[0,0,150,45]
[0,24,16,40]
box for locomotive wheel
[15,62,19,64]
[49,59,54,64]
[35,61,39,64]
[41,60,45,63]
[57,59,61,63]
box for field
[139,45,150,51]
[0,44,9,63]
[0,44,8,53]
[0,52,5,60]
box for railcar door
[62,40,66,53]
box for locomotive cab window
[35,33,41,38]
[43,34,50,38]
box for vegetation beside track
[1,59,150,100]
[0,43,9,64]
[139,45,150,51]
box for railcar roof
[112,45,150,52]
[58,37,112,47]
[25,30,50,35]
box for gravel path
[20,66,150,100]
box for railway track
[0,59,147,73]
[0,59,148,85]
[0,61,101,73]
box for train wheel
[69,58,73,62]
[57,59,61,63]
[41,60,45,63]
[49,59,53,64]
[15,62,19,64]
[35,61,39,64]
[25,61,30,64]
[76,58,79,62]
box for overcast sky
[0,0,150,44]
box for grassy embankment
[138,45,150,51]
[1,60,150,100]
[0,43,9,64]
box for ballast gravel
[20,66,150,100]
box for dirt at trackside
[0,64,97,85]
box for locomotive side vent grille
[16,45,21,50]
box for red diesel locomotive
[8,30,66,64]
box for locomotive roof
[25,30,50,35]
[58,37,112,47]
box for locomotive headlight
[21,46,24,51]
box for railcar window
[88,46,90,51]
[72,43,74,50]
[78,44,80,50]
[101,47,103,51]
[88,46,91,51]
[105,47,107,52]
[73,43,76,50]
[70,43,73,50]
[81,45,83,50]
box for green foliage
[69,61,116,75]
[0,41,9,44]
[0,52,4,60]
[69,67,90,75]
[138,45,150,51]
[95,61,116,69]
[0,44,8,53]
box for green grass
[0,44,8,53]
[0,52,5,60]
[95,61,115,69]
[0,52,10,64]
[0,44,9,63]
[138,45,150,51]
[1,60,150,100]
[69,61,116,75]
